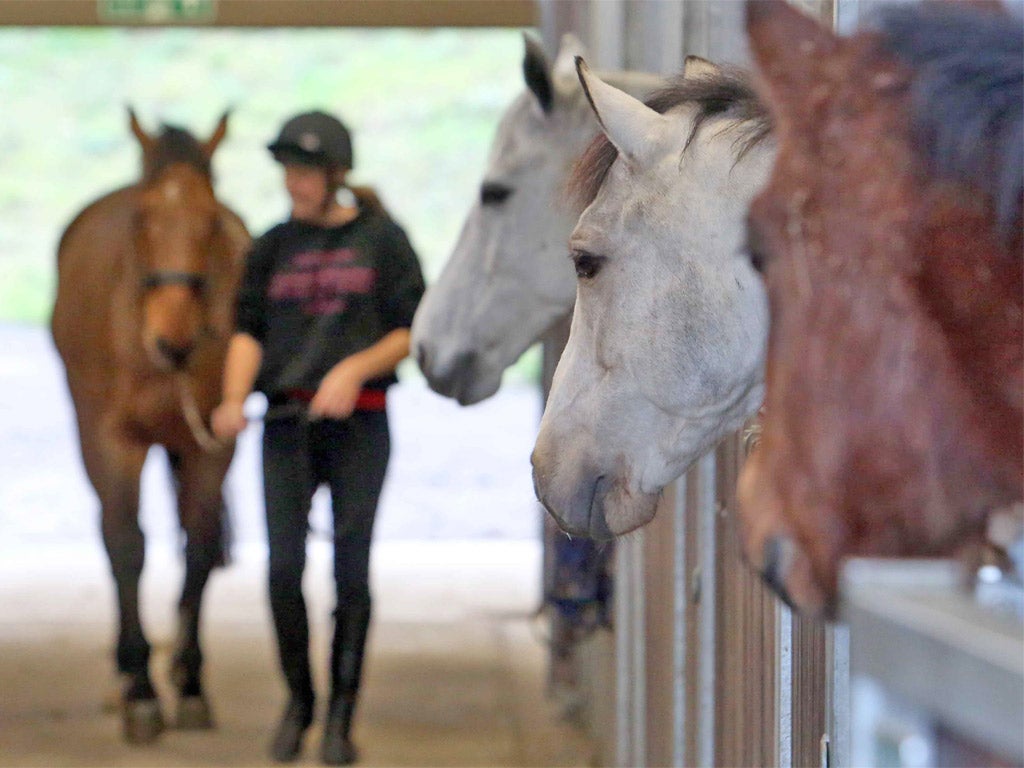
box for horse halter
[141,270,207,294]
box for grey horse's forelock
[875,3,1023,241]
[568,67,771,210]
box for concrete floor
[0,539,596,767]
[0,324,595,766]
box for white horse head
[532,60,774,538]
[411,33,663,405]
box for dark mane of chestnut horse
[870,2,1023,424]
[568,68,772,209]
[874,4,1023,241]
[144,124,213,182]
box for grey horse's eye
[571,249,605,280]
[744,219,769,275]
[747,246,767,275]
[481,182,513,206]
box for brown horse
[737,0,1022,617]
[51,110,249,741]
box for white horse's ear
[576,57,664,161]
[552,33,589,88]
[683,55,720,79]
[522,31,554,114]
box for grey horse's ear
[576,57,664,162]
[683,55,719,79]
[523,31,553,114]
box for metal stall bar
[776,603,794,768]
[672,475,688,767]
[827,624,851,767]
[616,532,647,768]
[697,452,718,768]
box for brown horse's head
[129,109,232,371]
[738,0,1023,616]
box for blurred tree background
[0,26,541,382]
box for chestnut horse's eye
[481,181,513,206]
[571,250,605,280]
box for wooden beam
[0,0,537,28]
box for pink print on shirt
[269,247,377,315]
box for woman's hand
[310,358,365,419]
[211,399,248,440]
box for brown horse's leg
[169,448,233,729]
[82,429,163,743]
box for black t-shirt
[235,198,425,396]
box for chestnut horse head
[129,109,231,371]
[738,0,1022,616]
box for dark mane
[569,67,771,209]
[146,124,211,181]
[876,4,1023,238]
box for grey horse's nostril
[761,536,796,609]
[425,349,478,400]
[449,350,476,376]
[156,337,193,369]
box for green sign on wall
[99,0,217,23]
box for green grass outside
[0,26,542,383]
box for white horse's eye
[746,246,767,275]
[744,220,769,275]
[571,249,605,280]
[481,182,513,206]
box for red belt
[280,388,387,412]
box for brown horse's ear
[745,0,838,113]
[203,111,230,158]
[128,106,154,154]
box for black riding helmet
[268,110,353,170]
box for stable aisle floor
[0,539,595,767]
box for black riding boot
[269,602,315,762]
[321,601,371,766]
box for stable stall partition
[537,2,848,766]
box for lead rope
[176,373,226,453]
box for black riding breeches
[262,409,390,697]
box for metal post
[588,0,625,69]
[827,624,851,767]
[776,603,793,768]
[615,543,632,768]
[633,0,683,74]
[672,476,688,767]
[630,533,647,767]
[697,453,717,768]
[615,533,646,768]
